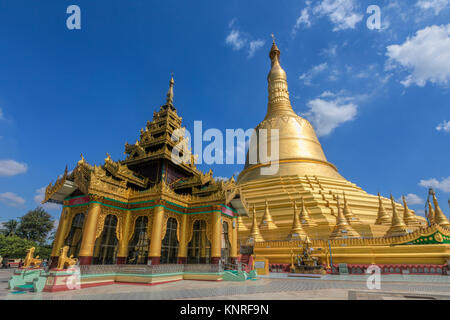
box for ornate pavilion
[43,77,238,268]
[43,40,450,272]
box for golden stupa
[231,40,450,266]
[235,39,427,241]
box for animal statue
[56,246,78,270]
[23,247,42,268]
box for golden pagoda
[248,205,264,243]
[402,195,420,227]
[232,40,450,266]
[343,192,361,225]
[299,196,317,227]
[235,39,426,241]
[329,195,360,239]
[385,194,409,237]
[288,200,306,240]
[430,189,450,227]
[259,200,278,230]
[375,193,391,225]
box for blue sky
[0,0,449,222]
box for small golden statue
[57,246,78,269]
[23,247,42,268]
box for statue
[56,246,78,270]
[23,247,42,268]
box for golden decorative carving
[57,246,77,269]
[42,166,68,204]
[23,247,42,268]
[186,214,212,244]
[160,211,181,242]
[95,206,124,241]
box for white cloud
[248,40,265,58]
[292,7,312,36]
[0,192,25,207]
[292,0,363,34]
[225,20,264,59]
[226,29,246,51]
[299,62,328,85]
[436,120,450,132]
[416,0,449,15]
[419,176,450,193]
[304,93,358,137]
[0,160,28,177]
[313,0,363,31]
[320,44,338,57]
[398,194,424,205]
[386,24,450,87]
[34,187,61,210]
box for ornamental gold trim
[186,214,212,244]
[160,211,181,242]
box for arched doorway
[96,215,118,265]
[161,217,179,264]
[127,216,149,264]
[187,220,211,264]
[64,212,85,258]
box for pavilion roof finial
[166,73,174,106]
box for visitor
[18,259,23,268]
[42,259,48,268]
[2,255,9,268]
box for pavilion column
[116,210,132,264]
[149,200,165,265]
[78,197,102,265]
[211,207,222,264]
[177,213,188,264]
[230,218,238,264]
[49,205,71,269]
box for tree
[17,207,54,245]
[0,234,36,258]
[0,235,52,259]
[0,219,19,236]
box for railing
[79,263,222,275]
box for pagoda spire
[427,199,435,225]
[237,205,249,232]
[299,196,317,227]
[166,74,174,106]
[329,195,359,240]
[343,192,360,224]
[402,195,420,226]
[266,36,296,119]
[386,195,409,237]
[430,189,450,227]
[289,200,306,239]
[249,204,264,242]
[259,200,278,230]
[375,193,391,225]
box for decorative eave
[42,166,78,205]
[104,154,148,188]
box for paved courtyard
[1,269,450,300]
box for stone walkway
[1,269,450,300]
